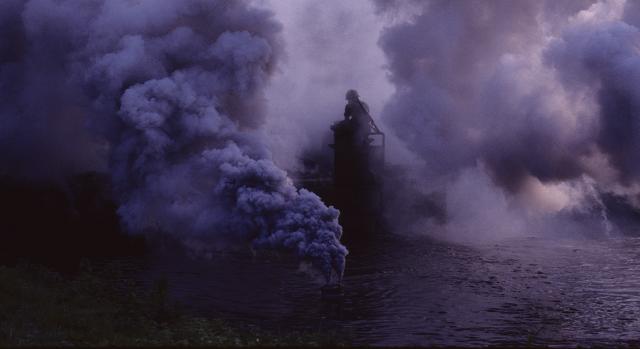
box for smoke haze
[370,0,640,241]
[261,0,399,171]
[0,0,346,282]
[3,0,640,277]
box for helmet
[345,89,359,101]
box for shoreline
[0,262,346,347]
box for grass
[0,263,345,347]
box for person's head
[345,89,359,102]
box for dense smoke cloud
[262,0,397,172]
[0,0,346,282]
[5,0,640,273]
[374,0,640,239]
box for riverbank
[0,263,345,347]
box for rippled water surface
[113,234,640,346]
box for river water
[113,232,640,346]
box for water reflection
[109,234,640,346]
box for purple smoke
[0,0,346,282]
[371,0,640,238]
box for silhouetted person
[331,89,368,149]
[331,89,377,142]
[343,89,371,147]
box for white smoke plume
[373,0,640,240]
[0,0,346,282]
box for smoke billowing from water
[5,0,640,273]
[0,0,346,282]
[371,0,640,240]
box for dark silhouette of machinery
[330,90,385,235]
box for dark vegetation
[0,174,345,346]
[602,193,640,228]
[0,263,344,346]
[0,173,144,269]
